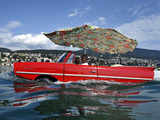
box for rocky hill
[124,48,160,60]
[0,47,11,52]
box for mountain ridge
[0,47,160,60]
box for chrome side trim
[16,71,152,81]
[98,75,152,80]
[16,71,63,76]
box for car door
[97,65,154,84]
[64,63,98,82]
[97,65,119,83]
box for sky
[0,0,160,50]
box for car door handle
[90,70,96,73]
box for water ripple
[0,67,160,120]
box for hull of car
[14,62,158,84]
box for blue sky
[0,0,160,50]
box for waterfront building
[3,52,10,57]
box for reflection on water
[0,67,160,120]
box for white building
[3,52,10,56]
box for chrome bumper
[154,69,160,81]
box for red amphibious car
[14,51,160,84]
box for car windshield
[57,52,67,63]
[56,52,75,63]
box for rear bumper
[154,69,160,81]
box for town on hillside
[0,48,159,67]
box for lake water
[0,66,160,120]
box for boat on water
[13,51,160,84]
[13,25,160,84]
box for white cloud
[85,16,107,26]
[128,2,158,17]
[116,14,160,50]
[0,21,80,51]
[98,17,106,25]
[0,21,22,33]
[128,6,143,17]
[0,32,55,50]
[68,9,79,17]
[68,6,91,17]
[6,21,22,30]
[13,34,47,45]
[85,6,91,11]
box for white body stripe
[16,71,152,81]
